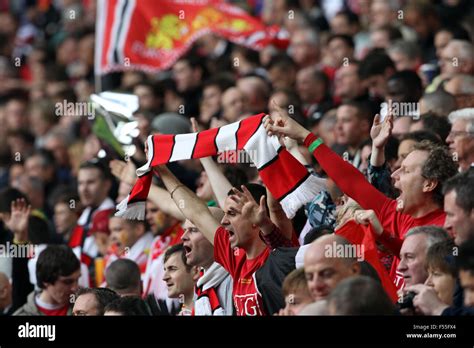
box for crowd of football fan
[0,0,474,317]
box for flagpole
[95,72,102,94]
[94,0,104,93]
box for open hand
[371,100,394,149]
[229,186,271,228]
[4,198,31,240]
[110,160,136,186]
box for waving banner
[95,0,289,74]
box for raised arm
[195,116,299,238]
[4,199,34,310]
[266,186,294,241]
[263,102,390,214]
[110,159,184,220]
[199,157,232,209]
[370,100,394,168]
[282,136,310,166]
[3,199,31,243]
[148,185,185,220]
[154,165,220,245]
[190,118,232,209]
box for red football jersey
[214,226,270,316]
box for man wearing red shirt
[155,165,279,316]
[263,103,457,290]
[14,245,80,316]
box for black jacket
[255,247,300,315]
[442,281,474,316]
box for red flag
[95,0,289,74]
[336,220,399,303]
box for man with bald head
[0,272,13,315]
[304,234,361,301]
[181,207,233,315]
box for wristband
[308,138,323,152]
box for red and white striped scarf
[116,113,325,220]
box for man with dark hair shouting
[155,165,283,316]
